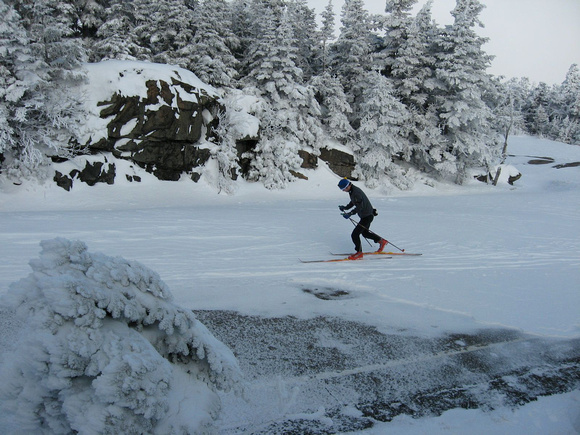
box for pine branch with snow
[0,238,242,434]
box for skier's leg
[351,226,363,252]
[360,215,381,243]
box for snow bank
[0,238,242,433]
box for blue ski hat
[338,178,351,191]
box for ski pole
[349,216,373,247]
[349,217,405,252]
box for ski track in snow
[1,188,579,338]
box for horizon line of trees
[1,0,579,189]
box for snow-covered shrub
[0,238,242,434]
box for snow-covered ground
[0,136,579,433]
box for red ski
[299,255,392,263]
[331,251,422,257]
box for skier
[338,178,387,260]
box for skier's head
[338,179,351,191]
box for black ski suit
[343,185,381,252]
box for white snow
[0,135,578,433]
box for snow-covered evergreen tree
[286,0,319,80]
[388,1,444,174]
[523,82,552,136]
[381,0,418,76]
[244,106,304,189]
[229,0,255,63]
[354,71,412,189]
[532,104,550,137]
[430,0,500,182]
[0,0,28,173]
[316,0,336,74]
[183,0,239,88]
[556,64,580,143]
[0,238,242,433]
[92,0,151,62]
[331,0,374,105]
[209,108,241,194]
[131,0,196,66]
[1,0,88,180]
[311,72,355,142]
[561,64,580,122]
[242,2,323,188]
[390,1,436,108]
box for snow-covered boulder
[80,60,222,181]
[0,238,242,434]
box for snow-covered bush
[0,238,242,434]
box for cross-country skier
[338,178,387,260]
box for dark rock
[54,171,73,191]
[508,172,522,185]
[528,157,554,165]
[131,141,211,181]
[76,161,116,186]
[319,148,355,178]
[553,161,580,169]
[289,170,308,180]
[126,175,141,182]
[298,150,318,169]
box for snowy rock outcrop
[0,238,242,434]
[78,60,222,182]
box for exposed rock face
[297,148,356,180]
[319,148,355,178]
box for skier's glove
[342,212,352,219]
[338,205,347,211]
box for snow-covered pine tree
[230,0,255,63]
[210,109,241,194]
[242,2,323,188]
[286,0,320,81]
[243,106,303,190]
[388,1,444,174]
[74,0,107,41]
[92,0,151,62]
[316,0,336,74]
[0,0,28,174]
[556,64,580,144]
[131,0,195,66]
[2,0,88,180]
[310,72,355,142]
[330,0,374,108]
[431,0,500,182]
[390,1,436,108]
[522,82,552,137]
[532,104,550,137]
[354,71,412,189]
[183,0,240,88]
[381,0,417,76]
